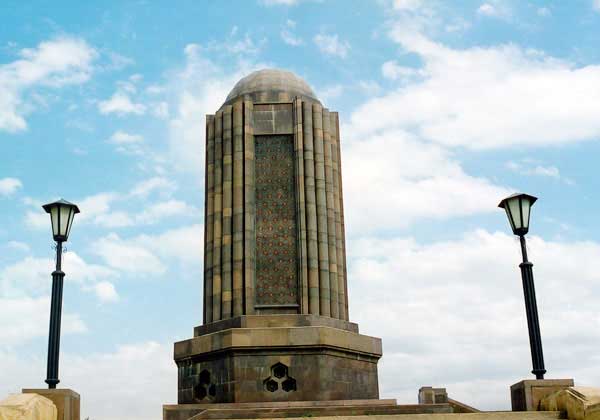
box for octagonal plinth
[174,315,382,404]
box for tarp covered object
[0,393,57,420]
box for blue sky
[2,1,600,419]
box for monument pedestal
[174,315,381,404]
[511,379,574,411]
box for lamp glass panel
[521,198,531,230]
[66,209,75,238]
[508,198,522,229]
[504,206,516,232]
[50,206,59,237]
[59,205,72,236]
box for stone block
[22,388,80,420]
[419,386,448,404]
[511,379,574,411]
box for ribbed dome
[224,69,318,104]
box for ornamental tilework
[255,135,298,305]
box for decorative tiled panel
[255,135,298,306]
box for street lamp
[42,199,80,389]
[498,193,546,380]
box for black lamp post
[498,193,546,380]
[42,199,80,389]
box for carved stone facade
[173,69,381,406]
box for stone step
[190,403,453,419]
[190,412,563,420]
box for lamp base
[510,379,574,411]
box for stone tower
[174,69,382,405]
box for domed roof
[224,69,319,104]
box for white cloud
[281,19,303,46]
[91,233,166,275]
[0,37,98,132]
[349,230,600,408]
[108,130,145,155]
[136,224,203,266]
[593,0,600,12]
[0,296,87,346]
[342,130,510,234]
[98,91,146,115]
[320,84,344,101]
[348,28,600,150]
[109,130,143,144]
[130,177,177,198]
[381,60,419,80]
[0,252,117,299]
[506,160,561,179]
[393,0,423,11]
[134,199,197,224]
[358,80,382,96]
[90,224,203,275]
[477,3,498,16]
[313,33,350,58]
[91,281,119,303]
[6,241,30,252]
[0,177,22,195]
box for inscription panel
[255,135,298,306]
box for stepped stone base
[163,399,454,420]
[174,315,382,404]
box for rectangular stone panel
[253,103,294,135]
[255,135,299,306]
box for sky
[1,0,600,418]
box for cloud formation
[0,37,97,132]
[313,33,350,58]
[348,29,600,150]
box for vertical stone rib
[323,109,339,319]
[294,98,309,314]
[232,102,244,317]
[331,112,346,320]
[243,101,256,315]
[204,115,215,324]
[212,110,223,321]
[313,103,330,317]
[221,105,233,319]
[334,113,349,320]
[302,102,320,315]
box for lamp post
[498,193,546,380]
[42,199,80,389]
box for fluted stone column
[243,101,256,315]
[294,98,309,314]
[331,112,346,320]
[221,105,233,319]
[204,115,215,324]
[313,103,330,317]
[232,102,244,317]
[302,101,320,315]
[323,109,339,319]
[212,110,223,321]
